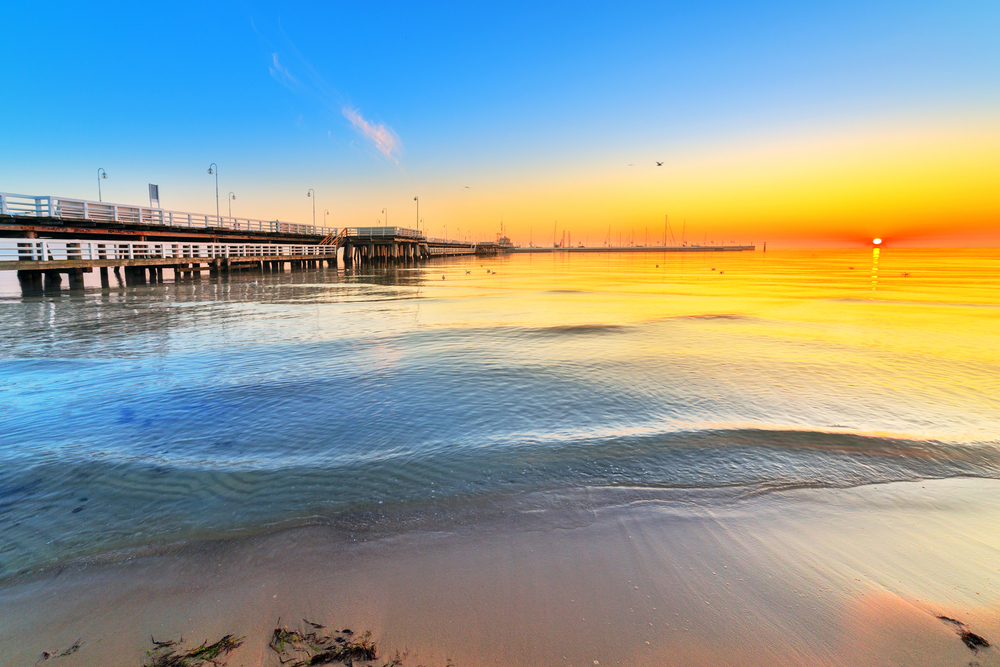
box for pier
[0,192,447,294]
[2,191,754,295]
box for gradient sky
[2,1,998,246]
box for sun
[873,238,882,245]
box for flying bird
[462,186,471,189]
[656,161,664,166]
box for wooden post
[17,270,42,293]
[68,269,85,290]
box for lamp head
[207,167,213,175]
[101,172,107,179]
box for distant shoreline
[511,245,755,253]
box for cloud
[342,107,401,164]
[269,53,298,88]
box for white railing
[425,237,474,246]
[342,226,424,239]
[428,245,475,255]
[0,192,337,237]
[0,239,339,263]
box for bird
[656,161,664,166]
[465,270,471,274]
[442,275,446,280]
[462,186,471,189]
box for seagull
[462,186,471,189]
[656,161,664,166]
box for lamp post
[97,168,107,202]
[413,196,418,232]
[228,192,235,219]
[307,189,315,226]
[382,207,387,228]
[207,163,219,221]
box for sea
[1,248,998,577]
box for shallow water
[1,248,998,576]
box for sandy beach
[3,477,997,667]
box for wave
[2,427,998,579]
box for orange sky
[415,114,1000,248]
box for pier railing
[1,239,339,262]
[0,193,430,241]
[0,192,335,237]
[428,246,475,255]
[425,237,474,246]
[342,226,425,239]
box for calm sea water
[1,249,998,576]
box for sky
[2,1,997,246]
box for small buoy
[719,271,724,274]
[442,275,446,280]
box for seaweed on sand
[269,620,378,665]
[36,639,82,662]
[937,616,991,652]
[144,634,244,666]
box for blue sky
[2,1,997,242]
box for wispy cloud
[254,18,402,166]
[268,53,298,89]
[342,107,401,164]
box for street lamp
[228,192,235,219]
[307,189,315,226]
[413,196,419,232]
[382,207,387,228]
[97,168,107,202]
[207,163,219,221]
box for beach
[2,477,998,666]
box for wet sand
[2,477,999,667]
